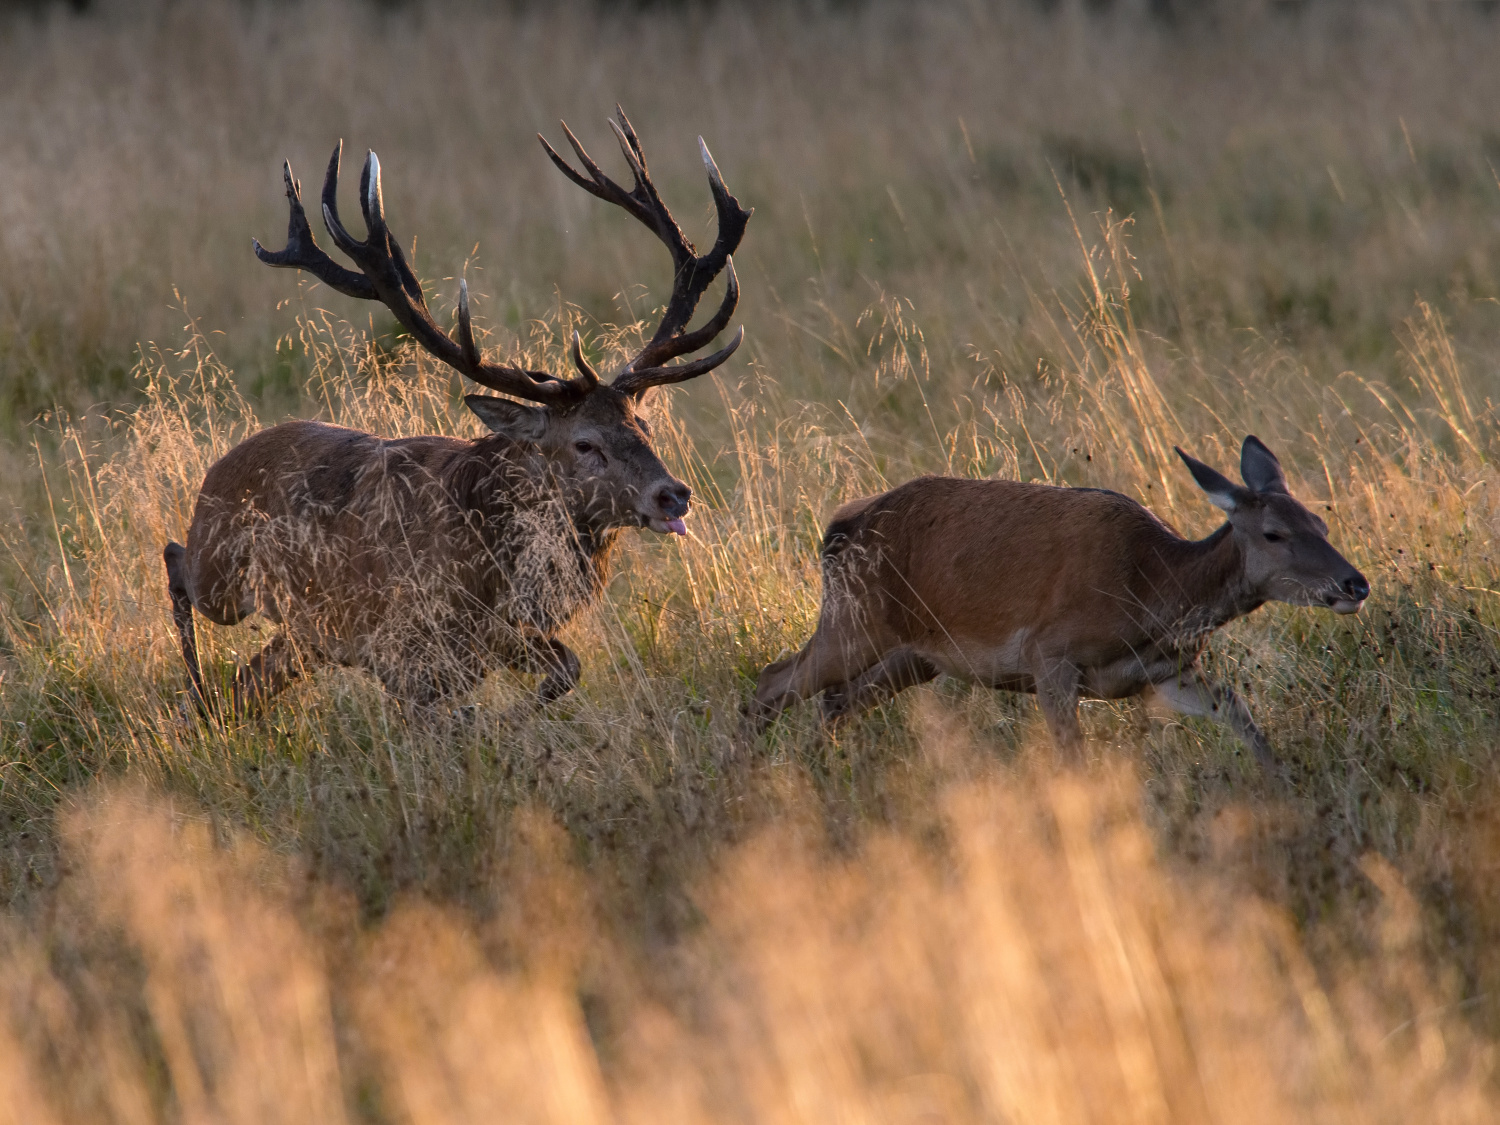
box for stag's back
[189,421,470,594]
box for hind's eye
[1264,531,1284,543]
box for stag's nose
[1343,572,1370,603]
[655,481,691,520]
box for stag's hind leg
[166,540,299,718]
[164,542,209,710]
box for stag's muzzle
[643,480,691,536]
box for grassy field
[4,0,1500,1119]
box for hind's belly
[924,629,1195,700]
[1080,657,1174,699]
[928,631,1036,691]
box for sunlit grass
[4,1,1500,1119]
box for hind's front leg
[1146,671,1275,771]
[820,645,939,723]
[749,626,889,733]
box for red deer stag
[164,108,750,713]
[751,437,1369,769]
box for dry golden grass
[4,731,1499,1124]
[4,0,1500,1119]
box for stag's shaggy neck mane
[442,430,623,597]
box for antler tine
[258,145,589,406]
[613,326,745,397]
[456,280,482,369]
[318,142,362,261]
[629,258,739,373]
[538,108,752,398]
[608,119,648,191]
[253,148,377,300]
[561,120,615,194]
[570,330,601,389]
[360,152,387,238]
[539,122,658,232]
[699,137,746,262]
[612,104,646,164]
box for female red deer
[164,108,750,713]
[751,437,1369,769]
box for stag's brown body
[753,438,1370,768]
[178,419,621,703]
[166,107,750,713]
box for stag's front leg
[508,634,581,707]
[230,632,302,715]
[1146,671,1275,771]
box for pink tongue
[665,518,687,536]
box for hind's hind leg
[820,646,939,723]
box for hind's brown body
[807,478,1248,700]
[753,439,1369,768]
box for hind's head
[1177,435,1369,614]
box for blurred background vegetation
[4,0,1500,435]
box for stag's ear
[465,395,549,441]
[1240,434,1289,495]
[1177,446,1251,513]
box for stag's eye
[1263,531,1284,543]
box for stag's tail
[163,542,208,712]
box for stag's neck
[1149,523,1262,646]
[447,432,622,572]
[571,520,623,591]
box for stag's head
[1177,436,1370,614]
[254,106,751,538]
[464,384,690,535]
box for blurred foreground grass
[3,0,1500,1119]
[7,745,1498,1124]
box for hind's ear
[1177,446,1252,513]
[465,395,548,441]
[1240,435,1289,495]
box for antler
[254,144,595,405]
[539,105,752,396]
